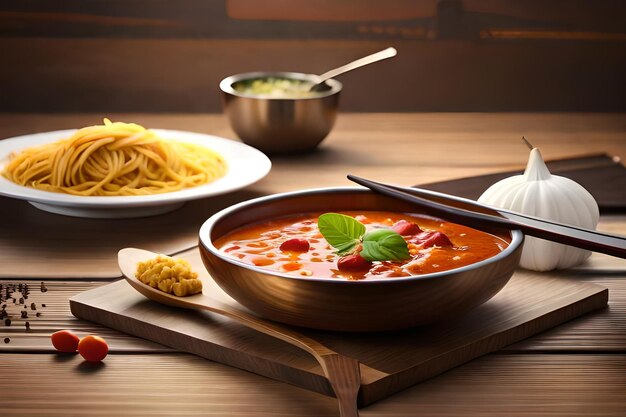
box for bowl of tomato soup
[199,188,523,332]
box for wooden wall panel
[1,38,625,112]
[0,0,625,112]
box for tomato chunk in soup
[215,211,508,280]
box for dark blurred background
[1,0,625,112]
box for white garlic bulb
[478,147,599,271]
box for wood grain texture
[362,354,626,417]
[1,113,625,278]
[1,111,625,416]
[69,252,607,405]
[2,1,625,37]
[1,38,625,112]
[0,190,261,278]
[0,281,167,352]
[1,1,625,112]
[3,247,626,354]
[1,353,625,416]
[4,265,626,355]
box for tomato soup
[214,211,509,280]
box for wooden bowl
[199,188,523,332]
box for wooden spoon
[118,247,361,417]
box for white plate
[0,129,272,218]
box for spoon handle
[192,298,361,417]
[317,47,397,84]
[195,297,335,358]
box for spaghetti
[2,119,228,196]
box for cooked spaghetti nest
[2,119,228,196]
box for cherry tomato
[337,254,372,272]
[78,335,109,362]
[280,238,310,252]
[51,330,80,353]
[392,220,422,236]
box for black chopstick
[355,176,621,239]
[347,174,626,260]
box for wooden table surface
[1,113,626,416]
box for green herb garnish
[361,228,410,261]
[317,213,410,261]
[318,213,365,256]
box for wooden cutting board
[69,249,608,407]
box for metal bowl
[220,72,342,154]
[199,188,523,332]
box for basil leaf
[318,213,366,256]
[360,229,410,261]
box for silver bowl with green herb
[220,72,341,154]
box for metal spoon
[118,247,361,417]
[310,47,397,91]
